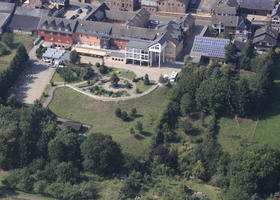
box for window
[119,46,122,50]
[80,40,84,44]
[66,40,70,43]
[58,33,61,36]
[41,30,45,34]
[50,32,53,35]
[50,37,53,41]
[58,39,61,42]
[88,41,91,46]
[94,42,97,46]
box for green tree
[81,133,123,175]
[15,44,29,64]
[2,33,14,48]
[120,170,143,199]
[110,73,120,87]
[115,108,122,118]
[135,121,143,133]
[180,93,194,116]
[130,127,135,135]
[144,74,150,85]
[130,108,137,118]
[159,74,168,84]
[225,43,236,63]
[121,111,129,121]
[240,40,255,70]
[225,146,280,200]
[69,50,80,64]
[236,79,251,116]
[192,160,206,180]
[6,94,19,108]
[55,162,79,184]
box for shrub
[144,74,150,85]
[95,62,100,68]
[99,64,109,74]
[115,108,122,118]
[130,108,137,118]
[121,111,129,121]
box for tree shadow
[187,127,202,136]
[141,131,152,137]
[134,134,144,140]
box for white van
[170,71,178,83]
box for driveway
[10,45,55,104]
[80,56,181,81]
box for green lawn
[51,71,64,83]
[135,80,154,93]
[48,87,169,159]
[0,34,35,72]
[107,68,136,80]
[190,182,221,200]
[0,49,16,72]
[13,34,36,53]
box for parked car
[77,8,83,14]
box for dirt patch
[238,117,251,123]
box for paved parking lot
[10,46,55,104]
[81,56,182,81]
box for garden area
[75,62,156,98]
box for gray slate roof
[0,2,15,13]
[105,9,134,22]
[0,13,10,29]
[76,20,158,41]
[253,26,278,45]
[212,15,239,27]
[38,16,78,34]
[9,15,40,31]
[14,7,49,17]
[254,26,278,39]
[214,0,238,15]
[238,0,275,11]
[126,8,150,27]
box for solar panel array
[192,37,230,58]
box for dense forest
[0,41,280,200]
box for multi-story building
[37,17,78,48]
[141,0,189,14]
[37,4,195,66]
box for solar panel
[192,36,230,58]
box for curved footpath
[43,82,159,108]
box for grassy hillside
[48,87,169,159]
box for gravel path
[43,82,159,108]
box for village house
[253,26,278,51]
[237,0,275,16]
